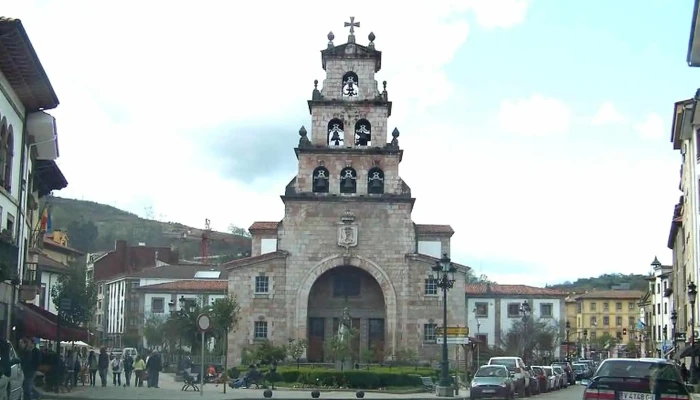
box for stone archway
[295,254,397,360]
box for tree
[500,318,559,363]
[143,315,168,349]
[253,340,287,365]
[592,333,618,351]
[210,295,241,344]
[50,262,97,327]
[326,327,359,370]
[286,339,307,368]
[66,218,99,253]
[227,223,251,238]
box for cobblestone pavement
[38,374,588,400]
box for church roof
[223,250,289,270]
[465,283,567,297]
[321,41,381,72]
[249,221,280,232]
[415,224,454,236]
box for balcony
[0,236,19,281]
[19,268,39,302]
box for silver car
[0,340,23,400]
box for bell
[345,81,356,97]
[314,177,328,192]
[342,177,355,190]
[330,131,341,146]
[369,177,383,192]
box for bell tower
[290,17,409,199]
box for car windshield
[490,359,516,369]
[573,364,585,370]
[596,360,682,382]
[532,367,543,374]
[476,366,508,377]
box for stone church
[226,20,468,364]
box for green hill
[547,273,650,293]
[40,196,251,261]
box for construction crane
[163,218,251,264]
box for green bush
[229,366,424,389]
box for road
[40,375,587,400]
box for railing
[164,354,226,367]
[22,268,38,286]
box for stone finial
[388,127,400,149]
[340,209,355,224]
[392,127,400,138]
[312,79,322,100]
[327,31,335,48]
[298,126,311,148]
[314,80,318,89]
[368,32,376,49]
[382,80,388,101]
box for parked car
[0,339,23,400]
[551,361,575,384]
[540,366,558,391]
[583,358,690,400]
[470,364,515,400]
[551,365,567,389]
[530,366,549,393]
[488,357,531,397]
[572,363,588,381]
[525,366,540,395]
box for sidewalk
[38,373,468,400]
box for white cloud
[591,101,627,126]
[467,0,532,29]
[635,113,666,140]
[497,94,572,136]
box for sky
[3,0,695,286]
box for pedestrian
[111,355,123,386]
[19,338,40,400]
[87,351,97,386]
[123,353,133,387]
[682,362,689,383]
[133,355,146,387]
[98,347,109,387]
[145,350,161,388]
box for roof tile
[572,290,645,300]
[465,283,567,296]
[415,224,454,235]
[137,280,226,292]
[249,221,280,231]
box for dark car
[552,361,575,384]
[470,365,515,400]
[583,358,691,400]
[531,366,548,393]
[572,363,588,380]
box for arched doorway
[307,265,386,362]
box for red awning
[15,303,89,342]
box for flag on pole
[40,208,48,232]
[46,207,52,233]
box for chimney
[486,282,492,293]
[115,240,127,254]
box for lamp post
[169,295,196,377]
[689,281,698,384]
[583,329,588,359]
[432,253,456,397]
[520,300,531,362]
[671,310,678,352]
[565,321,571,361]
[473,308,482,368]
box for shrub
[277,369,422,389]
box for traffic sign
[196,313,212,332]
[437,337,470,345]
[435,327,469,336]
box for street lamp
[565,321,571,361]
[671,309,678,348]
[432,253,456,397]
[583,329,588,359]
[520,300,531,362]
[689,281,698,384]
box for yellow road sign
[435,327,469,336]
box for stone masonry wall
[296,152,401,195]
[227,256,288,364]
[321,59,380,102]
[310,103,390,147]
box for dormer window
[342,72,359,97]
[367,167,384,194]
[355,119,372,146]
[340,167,357,194]
[312,166,330,193]
[328,119,345,147]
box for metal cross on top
[344,17,360,35]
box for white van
[123,347,138,359]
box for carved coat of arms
[338,225,358,249]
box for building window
[590,302,597,312]
[603,316,610,326]
[424,279,437,295]
[657,283,660,294]
[151,298,164,314]
[333,269,361,297]
[476,334,488,347]
[577,302,582,313]
[657,304,661,314]
[616,302,622,311]
[254,321,268,339]
[628,317,635,327]
[507,303,521,318]
[475,302,489,318]
[603,302,609,311]
[423,323,437,343]
[590,316,597,326]
[664,303,668,314]
[591,331,597,340]
[616,316,622,326]
[255,276,269,294]
[616,331,623,340]
[540,303,553,318]
[629,302,635,311]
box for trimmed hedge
[278,369,423,389]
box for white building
[0,17,66,338]
[649,257,674,357]
[465,283,568,359]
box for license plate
[482,389,496,393]
[621,392,654,400]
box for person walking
[111,355,123,386]
[19,338,40,400]
[145,350,161,388]
[87,351,97,386]
[98,347,109,387]
[133,355,146,387]
[123,353,134,387]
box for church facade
[226,20,468,364]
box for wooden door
[308,318,325,362]
[368,318,385,361]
